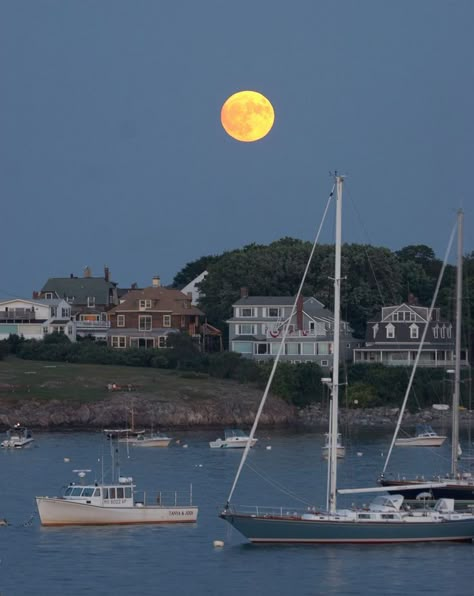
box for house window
[158,336,167,348]
[130,338,139,348]
[433,325,439,339]
[61,308,70,318]
[318,342,329,355]
[87,296,95,307]
[50,307,57,317]
[233,341,253,354]
[440,325,446,339]
[409,324,419,339]
[446,325,452,339]
[237,324,256,335]
[117,315,125,327]
[43,327,48,334]
[67,326,73,335]
[255,343,270,354]
[45,292,54,299]
[320,359,329,367]
[386,324,395,339]
[268,307,280,318]
[139,315,152,331]
[270,343,281,355]
[302,343,315,355]
[139,299,152,310]
[240,307,255,317]
[112,336,127,348]
[163,315,171,327]
[286,343,299,355]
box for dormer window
[45,292,54,300]
[386,323,395,339]
[267,307,280,318]
[409,323,419,339]
[240,307,255,317]
[87,296,95,307]
[433,324,439,339]
[373,323,379,339]
[139,299,152,310]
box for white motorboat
[1,424,34,448]
[128,433,173,448]
[395,424,447,447]
[209,429,258,449]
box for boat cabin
[63,477,136,507]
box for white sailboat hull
[36,497,198,526]
[1,437,34,448]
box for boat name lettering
[169,510,194,516]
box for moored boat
[394,424,447,447]
[209,429,258,449]
[220,176,474,544]
[128,432,173,448]
[1,424,34,449]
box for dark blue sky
[1,1,472,298]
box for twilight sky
[1,0,472,298]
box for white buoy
[357,452,363,457]
[266,445,272,450]
[182,444,188,449]
[213,540,224,548]
[64,457,70,462]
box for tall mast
[328,175,343,513]
[451,209,463,477]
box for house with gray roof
[227,288,360,367]
[0,297,76,341]
[38,266,118,340]
[353,302,469,367]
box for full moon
[221,90,275,142]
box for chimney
[104,265,110,282]
[131,282,137,290]
[240,287,248,299]
[407,293,417,305]
[84,266,92,278]
[152,276,161,288]
[296,294,303,330]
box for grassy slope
[0,357,262,404]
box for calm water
[1,428,474,596]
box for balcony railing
[0,310,36,321]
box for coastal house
[227,289,360,367]
[107,276,204,349]
[352,302,469,367]
[0,297,76,341]
[38,266,118,341]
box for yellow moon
[221,90,275,142]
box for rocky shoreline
[0,392,470,431]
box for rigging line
[382,218,457,476]
[225,182,336,507]
[243,461,314,506]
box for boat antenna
[381,216,457,475]
[224,179,336,508]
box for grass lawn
[0,357,260,404]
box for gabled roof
[233,296,326,308]
[108,287,204,316]
[41,277,117,305]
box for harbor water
[1,429,474,595]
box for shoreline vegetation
[0,357,470,432]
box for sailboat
[380,209,474,500]
[219,176,474,543]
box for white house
[0,298,76,341]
